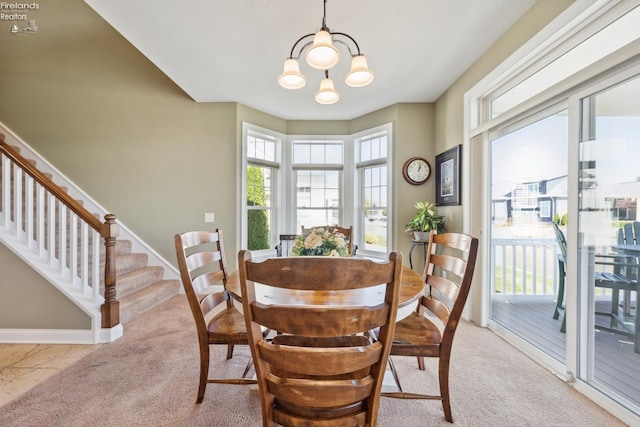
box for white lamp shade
[278,59,306,89]
[345,55,374,87]
[306,30,340,70]
[314,77,340,105]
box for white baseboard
[0,325,123,344]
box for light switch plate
[204,212,215,223]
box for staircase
[0,125,180,343]
[115,245,179,324]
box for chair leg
[439,356,453,423]
[554,260,565,320]
[226,344,234,359]
[387,356,403,393]
[417,356,425,370]
[197,345,210,403]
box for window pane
[294,141,343,164]
[326,170,339,188]
[247,137,256,158]
[489,110,568,366]
[577,78,640,410]
[325,189,339,207]
[359,134,387,162]
[364,209,387,253]
[246,164,273,250]
[326,144,342,163]
[248,134,277,161]
[293,143,311,163]
[361,164,388,253]
[247,208,271,250]
[310,144,324,162]
[264,140,275,161]
[247,166,271,207]
[361,139,371,162]
[371,138,380,159]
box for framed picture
[435,144,461,206]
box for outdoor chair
[238,251,403,427]
[174,229,257,403]
[274,234,298,257]
[552,223,639,353]
[382,231,479,423]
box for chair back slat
[258,339,382,377]
[251,304,389,337]
[623,223,634,244]
[267,374,374,408]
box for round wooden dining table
[225,264,425,321]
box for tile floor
[0,343,100,407]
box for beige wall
[0,0,435,327]
[0,243,90,328]
[0,0,574,328]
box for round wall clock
[402,157,431,185]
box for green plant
[405,201,446,233]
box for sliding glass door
[577,74,640,410]
[489,108,568,364]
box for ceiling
[84,0,537,121]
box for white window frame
[240,122,284,257]
[241,123,393,259]
[354,123,393,258]
[290,138,346,233]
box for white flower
[304,232,323,249]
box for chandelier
[277,0,374,105]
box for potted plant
[405,201,446,241]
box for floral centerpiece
[291,227,350,257]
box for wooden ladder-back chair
[174,229,256,404]
[238,251,403,427]
[383,231,479,423]
[302,225,357,255]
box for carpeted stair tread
[99,239,132,260]
[112,252,148,275]
[118,280,181,324]
[112,266,165,298]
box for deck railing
[491,235,625,299]
[0,138,119,330]
[491,237,560,298]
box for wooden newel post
[101,214,120,328]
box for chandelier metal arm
[330,32,362,56]
[288,33,316,59]
[288,32,362,60]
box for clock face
[403,157,431,185]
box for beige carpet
[0,295,625,426]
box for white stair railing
[0,141,121,343]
